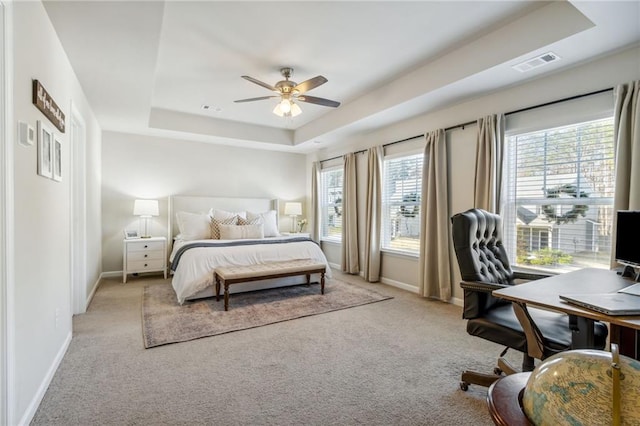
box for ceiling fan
[234,67,341,117]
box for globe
[522,349,640,425]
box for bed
[168,195,331,304]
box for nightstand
[123,236,167,283]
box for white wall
[312,45,640,302]
[10,2,102,424]
[101,131,307,272]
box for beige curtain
[418,129,452,300]
[611,80,640,266]
[474,114,505,213]
[341,153,359,274]
[311,161,321,242]
[363,146,383,282]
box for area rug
[142,278,392,348]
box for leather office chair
[450,208,608,391]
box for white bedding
[170,236,332,304]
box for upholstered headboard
[167,195,279,248]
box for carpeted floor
[143,278,392,348]
[31,271,518,425]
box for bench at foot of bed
[214,259,327,311]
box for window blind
[504,117,615,272]
[320,168,343,240]
[382,152,423,253]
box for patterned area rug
[142,278,392,348]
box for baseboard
[18,331,71,426]
[100,270,121,279]
[380,277,419,294]
[451,297,463,307]
[328,262,340,270]
[85,276,101,310]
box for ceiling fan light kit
[235,67,340,118]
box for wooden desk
[493,268,640,357]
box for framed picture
[52,136,62,182]
[37,120,53,179]
[123,229,140,239]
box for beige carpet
[142,278,392,348]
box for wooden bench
[214,259,327,311]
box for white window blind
[504,117,615,272]
[320,167,343,241]
[382,153,423,254]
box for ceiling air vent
[512,52,560,73]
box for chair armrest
[460,280,509,293]
[512,271,551,281]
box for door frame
[0,1,15,424]
[70,102,87,314]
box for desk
[493,268,640,357]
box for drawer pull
[144,254,148,258]
[144,245,148,248]
[144,263,148,267]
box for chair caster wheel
[460,381,469,391]
[493,367,503,375]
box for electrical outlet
[55,308,60,329]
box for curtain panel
[363,146,383,282]
[474,114,505,213]
[418,129,452,300]
[311,161,321,242]
[341,152,360,274]
[612,80,640,266]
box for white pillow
[176,211,211,241]
[246,210,279,237]
[210,209,247,221]
[218,224,264,240]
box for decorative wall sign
[32,79,65,133]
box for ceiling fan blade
[234,96,278,103]
[297,95,340,108]
[294,76,327,94]
[241,75,278,92]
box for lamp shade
[133,199,159,217]
[284,202,302,216]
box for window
[320,167,343,241]
[504,117,615,272]
[382,152,423,254]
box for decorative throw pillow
[246,210,279,237]
[210,216,238,239]
[218,224,264,240]
[175,211,211,241]
[238,215,264,226]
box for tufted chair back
[451,209,515,319]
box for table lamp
[133,199,159,238]
[284,202,302,233]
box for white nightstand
[123,236,167,283]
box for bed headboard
[167,195,279,245]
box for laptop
[559,291,640,316]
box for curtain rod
[319,87,614,164]
[505,87,613,116]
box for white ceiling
[42,1,640,153]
